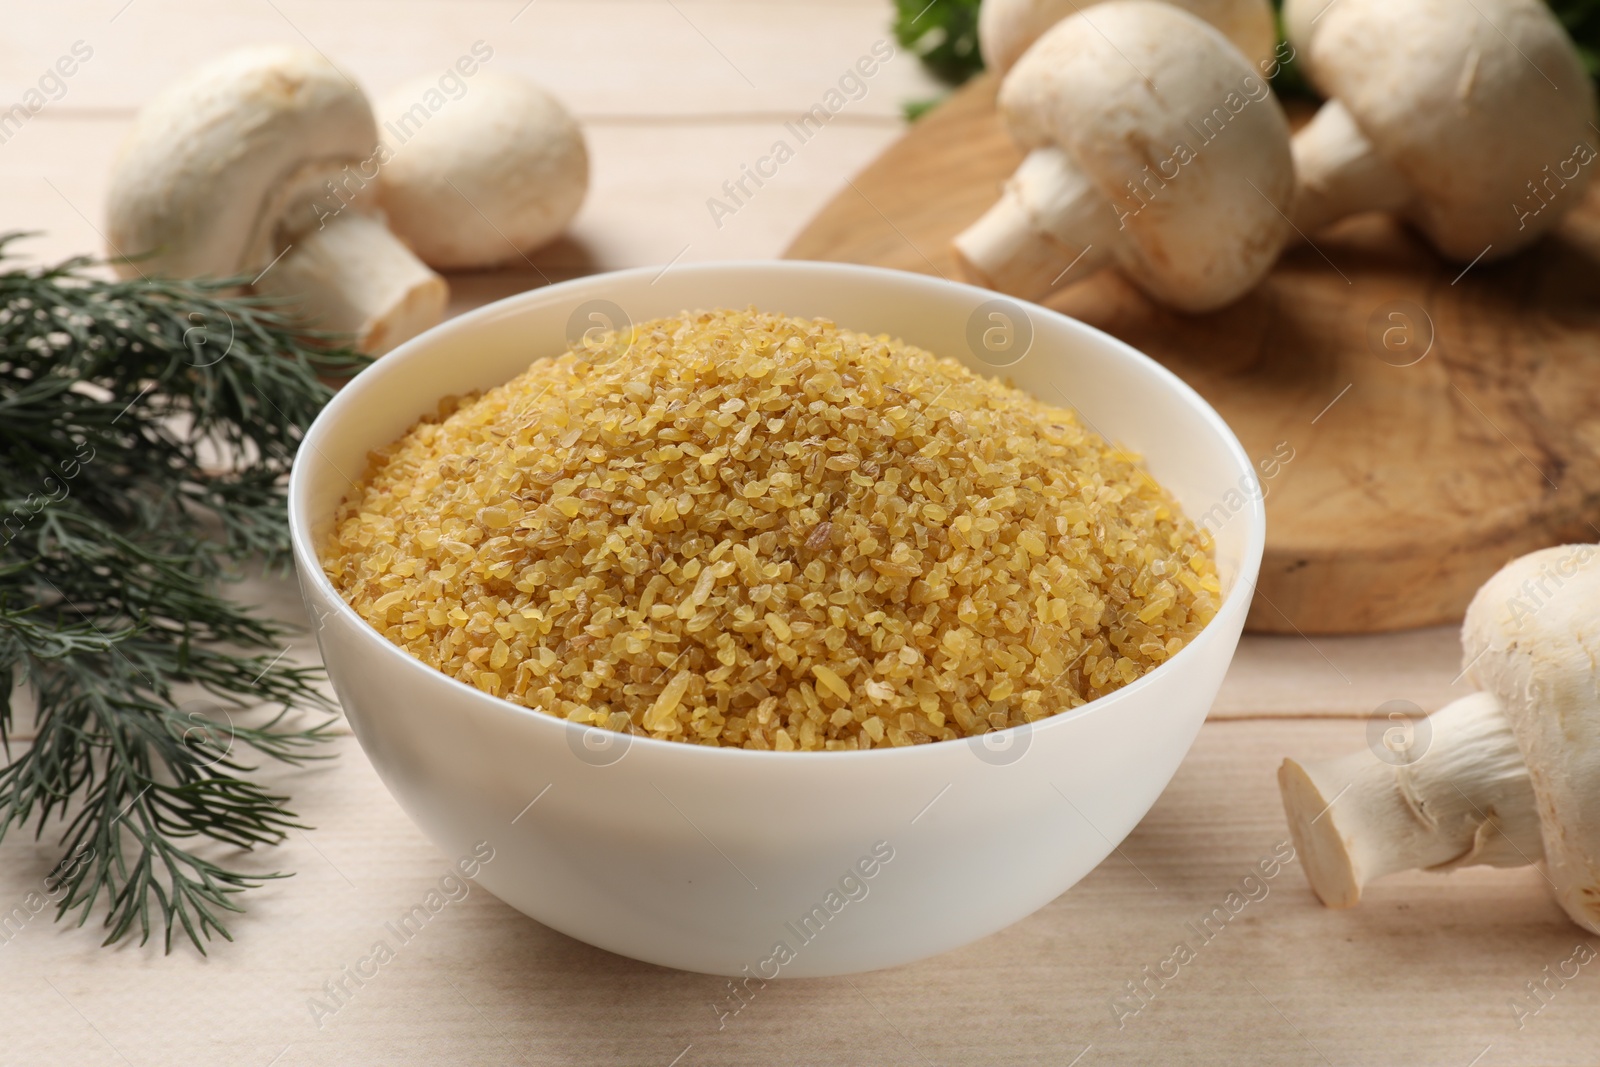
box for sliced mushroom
[105,46,446,355]
[1280,544,1600,934]
[953,0,1294,312]
[980,0,1278,76]
[376,72,588,271]
[1285,0,1599,260]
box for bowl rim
[288,259,1266,764]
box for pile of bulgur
[323,308,1219,751]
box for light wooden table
[5,3,1596,1065]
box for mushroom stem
[1279,691,1544,909]
[1289,100,1411,236]
[254,209,448,356]
[953,147,1117,301]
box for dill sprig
[0,233,367,953]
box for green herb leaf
[902,94,948,121]
[0,234,367,953]
[894,0,984,86]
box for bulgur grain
[322,308,1219,750]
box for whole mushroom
[953,0,1295,311]
[106,46,447,356]
[1284,0,1599,261]
[1279,544,1600,934]
[979,0,1279,76]
[375,72,588,271]
[1279,0,1335,93]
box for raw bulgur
[323,309,1219,751]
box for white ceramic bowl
[289,262,1265,978]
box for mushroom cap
[375,72,588,270]
[1306,0,1598,258]
[979,0,1278,75]
[999,0,1294,312]
[1464,543,1600,934]
[1280,0,1336,92]
[106,46,376,280]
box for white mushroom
[1279,0,1335,93]
[105,46,447,356]
[1285,0,1599,261]
[980,0,1279,76]
[1280,544,1600,934]
[375,72,588,271]
[953,0,1295,311]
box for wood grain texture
[7,4,1593,1065]
[0,0,937,119]
[784,74,1600,634]
[7,115,910,277]
[6,719,1597,1066]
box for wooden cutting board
[784,73,1600,634]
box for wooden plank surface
[783,73,1600,636]
[4,3,1590,1065]
[6,715,1597,1067]
[0,0,930,119]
